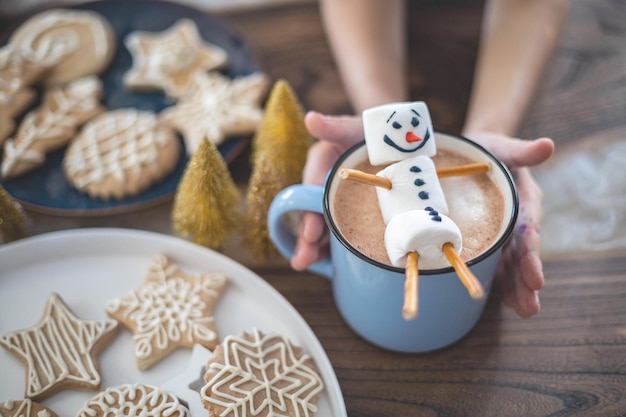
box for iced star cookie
[105,254,228,371]
[1,76,104,180]
[8,9,115,85]
[159,71,269,154]
[75,384,190,417]
[0,399,58,417]
[63,108,181,200]
[123,19,228,98]
[0,293,120,401]
[0,46,50,145]
[201,329,324,417]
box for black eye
[392,121,402,129]
[411,117,419,127]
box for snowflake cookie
[201,329,324,417]
[75,384,190,417]
[159,71,268,154]
[0,293,120,401]
[105,253,228,371]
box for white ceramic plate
[0,228,347,417]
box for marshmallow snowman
[362,101,463,262]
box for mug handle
[267,184,333,279]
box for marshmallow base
[384,209,462,270]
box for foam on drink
[332,148,504,267]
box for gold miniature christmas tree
[244,79,313,259]
[171,137,241,249]
[0,184,27,243]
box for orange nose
[406,132,422,143]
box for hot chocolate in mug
[268,132,518,353]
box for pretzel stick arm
[403,251,419,320]
[436,162,491,178]
[338,168,392,189]
[442,243,484,299]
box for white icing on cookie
[123,19,228,98]
[159,71,268,154]
[65,109,167,186]
[201,329,324,417]
[63,108,181,199]
[76,384,190,417]
[0,293,119,401]
[105,254,228,370]
[9,9,114,84]
[1,76,103,179]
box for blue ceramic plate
[0,0,259,216]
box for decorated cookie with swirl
[0,293,120,401]
[8,9,115,85]
[123,18,228,99]
[201,329,324,417]
[105,254,228,371]
[75,384,190,417]
[62,108,181,200]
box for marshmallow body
[385,208,462,270]
[363,101,436,166]
[376,155,448,224]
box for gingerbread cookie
[0,293,120,401]
[159,71,268,154]
[0,399,59,417]
[63,108,181,200]
[201,329,324,417]
[0,45,50,145]
[1,75,104,180]
[105,254,228,371]
[9,9,115,85]
[75,384,190,417]
[123,18,228,98]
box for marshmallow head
[363,101,436,165]
[384,208,462,270]
[375,155,448,223]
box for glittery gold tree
[244,79,313,258]
[171,137,241,249]
[0,184,27,243]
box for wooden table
[6,0,626,415]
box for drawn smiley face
[363,101,436,165]
[382,107,432,154]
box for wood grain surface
[219,2,626,416]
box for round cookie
[0,399,59,417]
[75,384,190,417]
[201,329,324,417]
[9,9,115,85]
[63,108,182,200]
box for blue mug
[268,132,518,352]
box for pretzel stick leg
[338,168,392,189]
[402,252,420,320]
[442,243,484,299]
[436,162,491,178]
